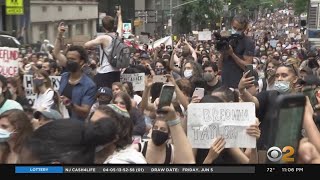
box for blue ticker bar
[15,166,64,173]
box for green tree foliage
[177,0,223,33]
[288,0,308,15]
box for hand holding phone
[157,84,175,113]
[245,64,254,78]
[193,88,205,99]
[58,22,66,33]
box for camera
[214,32,241,51]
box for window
[58,6,62,12]
[39,24,48,42]
[75,24,83,35]
[79,6,83,11]
[42,6,47,12]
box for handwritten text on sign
[187,103,256,148]
[120,73,145,92]
[23,75,61,106]
[0,47,19,77]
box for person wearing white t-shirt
[84,6,123,89]
[32,70,55,111]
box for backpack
[101,34,130,69]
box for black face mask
[99,100,110,105]
[33,79,44,87]
[273,56,280,61]
[151,130,169,146]
[66,61,80,73]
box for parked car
[0,34,21,48]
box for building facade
[29,0,98,45]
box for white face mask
[184,69,193,79]
[0,128,14,143]
[282,56,288,61]
[231,28,242,35]
[274,81,290,94]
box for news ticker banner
[10,165,312,174]
[14,166,254,174]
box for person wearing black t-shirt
[202,62,222,95]
[217,14,255,88]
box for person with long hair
[7,77,30,109]
[32,70,55,111]
[0,110,33,163]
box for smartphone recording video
[267,94,306,164]
[158,84,175,111]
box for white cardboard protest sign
[0,47,19,77]
[120,73,145,92]
[23,75,61,106]
[198,31,212,41]
[187,103,256,149]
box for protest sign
[120,73,145,92]
[187,103,256,148]
[0,47,19,77]
[23,75,61,106]
[198,31,212,41]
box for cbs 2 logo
[267,146,295,162]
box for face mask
[267,69,275,77]
[261,59,266,64]
[99,100,110,105]
[260,48,265,51]
[155,68,165,75]
[66,60,80,73]
[282,56,288,61]
[151,130,169,146]
[276,47,281,51]
[184,69,193,79]
[274,81,290,93]
[0,128,13,143]
[274,56,280,60]
[203,72,214,82]
[199,48,204,51]
[231,28,242,35]
[33,79,44,87]
[252,64,257,69]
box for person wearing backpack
[85,6,130,89]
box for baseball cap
[34,109,63,121]
[97,87,113,97]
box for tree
[288,0,308,15]
[176,0,223,33]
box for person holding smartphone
[217,14,255,88]
[238,63,320,162]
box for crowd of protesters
[0,6,320,164]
